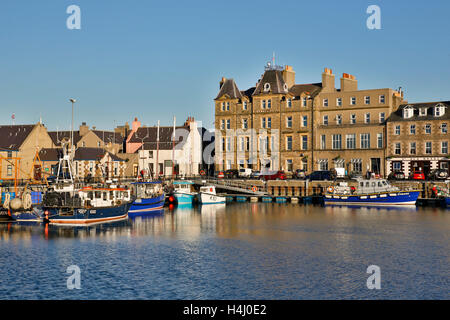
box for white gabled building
[125,117,211,178]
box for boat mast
[172,116,176,179]
[156,120,160,179]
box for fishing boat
[129,181,165,216]
[199,185,226,204]
[324,177,420,206]
[172,180,197,205]
[42,185,133,225]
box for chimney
[282,65,295,88]
[184,116,195,126]
[79,122,89,137]
[131,117,141,133]
[340,73,358,92]
[321,68,335,93]
[220,77,226,89]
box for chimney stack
[79,122,89,137]
[131,117,141,132]
[321,68,335,93]
[282,65,295,88]
[220,77,226,89]
[340,73,358,92]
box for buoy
[10,198,23,211]
[2,193,10,209]
[169,196,175,203]
[252,186,258,192]
[200,170,206,176]
[327,186,334,193]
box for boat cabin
[199,186,217,195]
[79,187,131,208]
[173,181,196,193]
[132,181,163,199]
[355,178,398,194]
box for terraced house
[215,64,321,172]
[315,69,406,176]
[0,123,53,180]
[386,101,450,177]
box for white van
[239,168,252,178]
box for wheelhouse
[79,187,131,207]
[131,181,163,199]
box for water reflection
[1,203,449,299]
[0,204,448,242]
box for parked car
[250,170,261,179]
[224,169,239,179]
[260,170,286,181]
[409,170,425,180]
[427,169,449,180]
[388,170,406,180]
[293,169,307,179]
[238,168,252,178]
[305,170,336,181]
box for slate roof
[241,87,256,100]
[387,101,450,122]
[48,131,82,146]
[289,83,323,98]
[253,70,288,95]
[215,79,243,100]
[92,130,124,144]
[128,126,190,151]
[39,147,124,161]
[0,124,35,151]
[216,70,322,102]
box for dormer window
[434,104,446,117]
[419,108,427,116]
[403,106,414,119]
[264,83,270,92]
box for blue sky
[1,0,449,131]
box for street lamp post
[69,98,76,152]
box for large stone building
[215,64,321,172]
[214,64,406,176]
[314,69,406,176]
[386,101,449,177]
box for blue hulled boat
[324,178,420,206]
[129,181,165,216]
[173,180,197,205]
[42,185,133,225]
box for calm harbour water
[0,203,449,300]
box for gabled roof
[0,124,36,151]
[48,131,82,146]
[253,70,288,95]
[92,130,124,144]
[215,79,243,100]
[387,101,450,122]
[39,147,125,161]
[128,126,190,151]
[289,83,323,98]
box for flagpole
[156,120,160,179]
